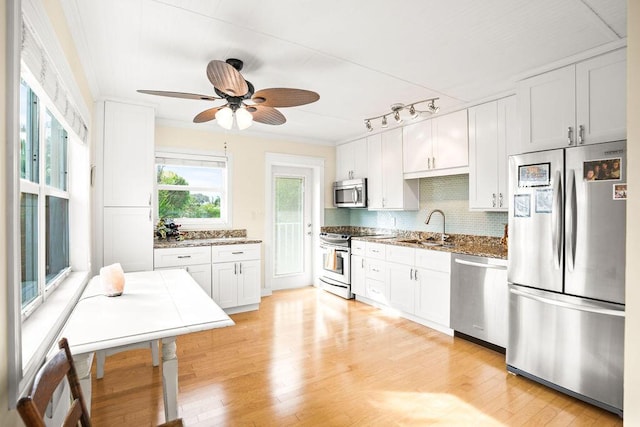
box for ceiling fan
[138,58,320,130]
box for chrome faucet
[425,209,448,243]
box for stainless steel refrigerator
[507,140,626,416]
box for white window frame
[19,76,72,320]
[155,148,233,230]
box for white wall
[624,0,640,423]
[155,125,336,239]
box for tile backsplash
[325,174,508,237]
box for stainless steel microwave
[333,178,367,208]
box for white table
[61,269,234,421]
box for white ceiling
[60,0,626,145]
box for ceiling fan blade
[248,105,286,125]
[206,60,248,97]
[251,88,319,107]
[137,89,220,101]
[193,106,224,123]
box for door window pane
[21,193,39,308]
[274,177,304,276]
[45,196,69,284]
[45,110,68,191]
[20,81,39,183]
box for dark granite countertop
[352,235,507,259]
[154,238,262,249]
[323,226,508,260]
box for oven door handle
[320,244,350,253]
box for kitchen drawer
[415,248,451,273]
[154,246,212,268]
[366,260,386,282]
[366,242,385,260]
[366,278,390,304]
[351,239,366,256]
[385,244,415,265]
[211,243,260,263]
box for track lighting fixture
[364,97,439,132]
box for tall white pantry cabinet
[94,100,155,273]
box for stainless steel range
[319,232,354,299]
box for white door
[271,166,313,289]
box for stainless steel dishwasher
[450,253,508,349]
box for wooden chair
[17,337,183,427]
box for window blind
[21,17,89,143]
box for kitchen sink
[397,239,454,248]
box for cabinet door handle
[428,158,431,169]
[234,263,237,275]
[567,126,573,145]
[432,157,436,169]
[361,258,365,268]
[177,255,191,259]
[149,209,151,221]
[232,251,244,255]
[499,193,504,207]
[414,269,418,281]
[239,262,242,274]
[149,193,152,206]
[492,193,496,207]
[578,125,584,144]
[409,268,414,280]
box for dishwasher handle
[454,258,507,270]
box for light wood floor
[90,287,623,426]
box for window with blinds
[155,151,230,227]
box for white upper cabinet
[468,96,516,211]
[402,110,469,179]
[575,49,627,145]
[335,138,368,181]
[517,48,626,153]
[103,101,155,207]
[367,128,419,210]
[403,119,433,174]
[432,109,469,170]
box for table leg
[73,353,94,416]
[161,337,178,421]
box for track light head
[381,115,388,128]
[428,100,440,114]
[409,105,418,119]
[365,120,373,132]
[394,110,403,124]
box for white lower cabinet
[415,249,451,328]
[154,243,262,313]
[105,207,153,272]
[211,244,261,312]
[153,246,212,297]
[351,240,366,296]
[357,242,452,332]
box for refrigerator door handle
[551,170,563,269]
[509,287,625,317]
[567,169,578,272]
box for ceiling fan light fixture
[381,115,388,128]
[215,106,234,130]
[235,107,253,130]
